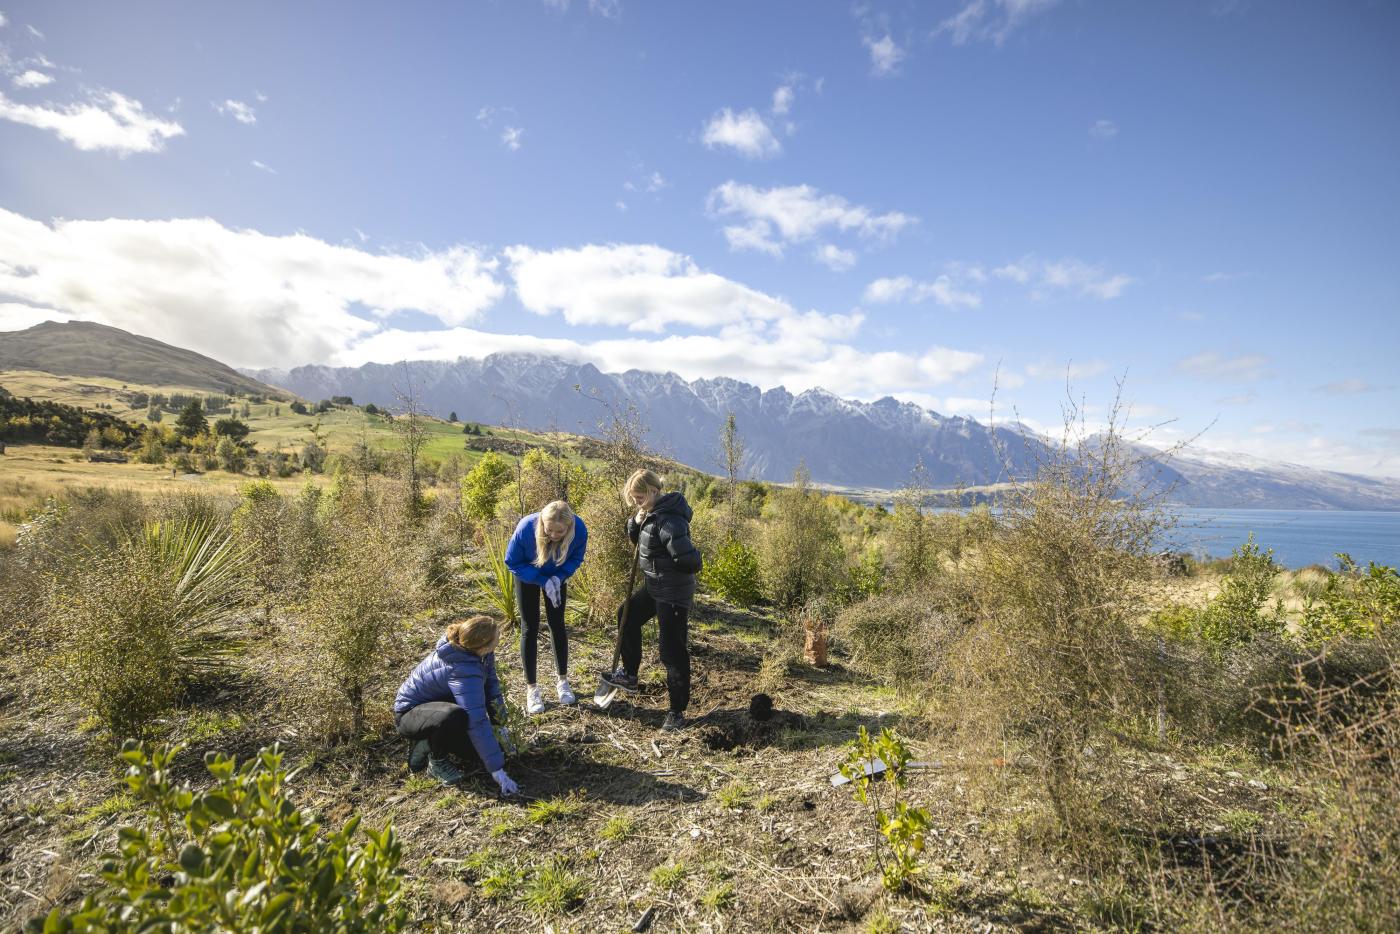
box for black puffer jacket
[627,491,702,606]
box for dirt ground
[0,597,1293,932]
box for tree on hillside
[214,417,251,442]
[175,399,208,438]
[448,411,459,423]
[718,411,746,542]
[391,372,430,519]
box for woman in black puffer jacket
[602,469,702,731]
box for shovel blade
[593,684,619,709]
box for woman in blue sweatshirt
[394,615,518,793]
[504,500,588,714]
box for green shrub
[461,452,513,525]
[839,727,930,893]
[701,539,763,606]
[45,518,244,739]
[1299,555,1400,646]
[1152,537,1283,655]
[30,742,406,933]
[756,464,846,611]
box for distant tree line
[0,394,144,448]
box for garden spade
[594,533,643,709]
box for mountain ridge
[244,353,1400,510]
[0,321,281,397]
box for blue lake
[1165,508,1400,569]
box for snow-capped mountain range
[244,353,1400,510]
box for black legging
[618,587,690,714]
[515,577,568,685]
[395,702,481,768]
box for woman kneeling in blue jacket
[394,615,519,794]
[504,500,587,715]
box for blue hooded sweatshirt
[504,513,588,587]
[394,636,506,773]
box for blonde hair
[533,500,575,568]
[445,615,498,653]
[623,468,663,506]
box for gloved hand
[492,769,519,797]
[545,576,562,607]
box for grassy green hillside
[0,321,279,396]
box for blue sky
[0,0,1397,475]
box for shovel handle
[607,521,644,674]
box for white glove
[492,769,519,796]
[545,576,562,607]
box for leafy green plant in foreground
[30,742,406,933]
[840,726,931,893]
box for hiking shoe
[601,668,638,692]
[428,755,465,785]
[660,711,686,732]
[407,738,431,774]
[556,678,577,706]
[525,684,545,715]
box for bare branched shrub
[1240,640,1400,930]
[942,392,1172,830]
[837,592,960,697]
[285,499,414,740]
[572,399,655,627]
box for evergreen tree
[175,399,208,438]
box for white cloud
[941,396,997,418]
[26,24,42,39]
[772,83,795,115]
[251,159,276,174]
[1314,379,1381,395]
[701,107,781,159]
[935,0,1059,46]
[255,91,268,103]
[0,89,184,154]
[707,181,914,257]
[0,208,504,368]
[1089,118,1117,140]
[1204,270,1249,282]
[814,244,857,272]
[862,34,904,76]
[0,12,8,27]
[994,255,1132,299]
[862,274,980,309]
[215,99,256,124]
[623,169,667,193]
[1176,352,1270,382]
[0,302,79,332]
[505,243,795,333]
[587,0,621,18]
[501,126,523,150]
[12,69,52,89]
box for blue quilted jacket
[394,637,506,773]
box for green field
[0,369,601,545]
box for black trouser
[618,587,691,714]
[515,578,568,685]
[395,702,480,767]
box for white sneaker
[525,684,545,715]
[556,679,576,706]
